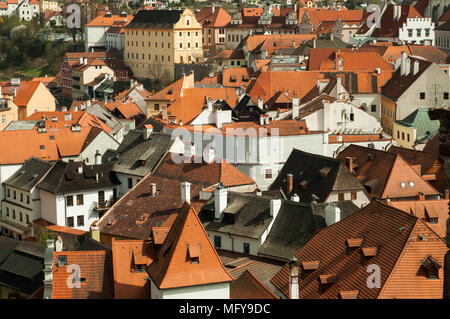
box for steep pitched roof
[96,174,203,239]
[230,270,278,299]
[4,157,52,191]
[195,6,231,27]
[270,200,446,299]
[336,144,439,199]
[395,107,440,141]
[51,251,113,299]
[86,13,133,27]
[270,149,365,202]
[0,80,43,107]
[387,145,440,175]
[147,203,233,289]
[408,45,450,65]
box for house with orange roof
[230,270,278,299]
[271,200,448,299]
[85,11,133,51]
[221,67,254,88]
[0,78,56,121]
[147,202,233,299]
[105,20,129,51]
[104,98,145,126]
[0,91,19,131]
[336,144,442,201]
[212,49,247,71]
[145,72,194,118]
[31,76,56,88]
[195,6,231,54]
[71,58,114,99]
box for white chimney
[291,194,300,202]
[143,124,153,140]
[405,58,411,76]
[79,57,83,64]
[207,98,213,111]
[149,183,157,196]
[162,107,168,121]
[413,60,419,75]
[84,57,88,65]
[265,114,270,125]
[87,100,91,107]
[259,114,265,126]
[325,203,341,226]
[289,257,299,299]
[95,150,102,165]
[400,51,407,76]
[292,96,300,119]
[203,145,215,163]
[181,181,191,204]
[257,97,263,109]
[270,199,281,219]
[211,5,215,13]
[214,184,227,220]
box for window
[6,207,9,217]
[416,29,421,37]
[66,195,73,206]
[77,215,84,227]
[444,92,449,100]
[13,190,16,199]
[154,104,160,111]
[243,243,250,254]
[420,92,425,99]
[12,209,15,219]
[2,115,5,124]
[265,169,272,179]
[397,131,400,138]
[425,29,430,37]
[7,188,10,197]
[349,113,354,121]
[371,104,376,112]
[128,178,132,189]
[409,181,415,188]
[179,43,182,48]
[26,214,29,224]
[20,193,23,202]
[76,194,84,206]
[351,192,357,200]
[338,193,345,201]
[400,182,406,189]
[67,217,74,227]
[407,134,410,142]
[214,235,221,248]
[402,132,405,140]
[19,212,22,222]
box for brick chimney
[286,173,293,195]
[417,192,425,201]
[345,157,354,173]
[445,189,449,200]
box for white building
[84,12,131,51]
[38,161,120,232]
[399,17,435,45]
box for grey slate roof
[4,157,52,191]
[200,193,274,239]
[126,10,183,29]
[258,201,321,261]
[108,130,176,177]
[77,238,112,251]
[86,102,123,135]
[270,149,365,203]
[37,161,120,194]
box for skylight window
[400,182,406,189]
[409,181,415,188]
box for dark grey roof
[126,10,183,29]
[200,193,274,239]
[297,38,348,56]
[269,149,365,203]
[0,236,20,264]
[77,238,112,251]
[258,201,320,261]
[310,200,360,228]
[37,161,120,194]
[109,130,175,177]
[86,102,123,135]
[4,157,52,191]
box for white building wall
[206,230,262,255]
[399,18,435,45]
[80,130,120,164]
[85,26,111,50]
[0,164,22,201]
[162,282,230,299]
[351,94,381,120]
[327,190,370,208]
[39,189,60,225]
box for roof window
[409,181,415,188]
[345,238,364,254]
[400,182,406,189]
[421,256,442,279]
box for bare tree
[148,61,171,90]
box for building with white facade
[37,161,120,232]
[399,17,435,45]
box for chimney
[214,183,227,220]
[292,96,300,119]
[181,181,191,204]
[143,124,153,140]
[95,150,102,165]
[95,172,99,183]
[417,192,425,201]
[405,58,411,76]
[43,239,55,299]
[87,99,91,108]
[149,183,157,196]
[289,257,299,299]
[259,114,265,126]
[313,38,316,48]
[345,157,354,173]
[77,165,83,174]
[211,5,215,13]
[203,145,215,164]
[400,51,407,76]
[444,189,449,200]
[257,97,263,109]
[162,107,168,121]
[325,203,341,226]
[79,57,83,64]
[291,194,300,202]
[286,173,293,195]
[270,199,281,219]
[265,114,270,125]
[375,67,381,75]
[413,60,419,75]
[84,57,88,65]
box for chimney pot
[286,173,293,195]
[181,181,191,204]
[214,183,227,220]
[325,203,341,226]
[150,183,157,196]
[289,256,299,299]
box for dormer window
[300,260,319,278]
[421,256,442,279]
[319,167,332,177]
[318,274,338,293]
[345,238,363,254]
[361,246,378,265]
[188,243,201,264]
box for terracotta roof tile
[51,250,113,299]
[86,14,133,27]
[147,203,233,289]
[230,269,278,299]
[33,218,88,236]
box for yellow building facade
[123,9,203,82]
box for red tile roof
[86,13,133,27]
[230,270,278,299]
[270,200,447,299]
[51,250,114,299]
[147,203,233,289]
[33,218,88,236]
[195,6,231,27]
[0,80,42,107]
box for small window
[76,194,84,206]
[400,182,406,189]
[349,113,354,121]
[13,190,16,199]
[128,178,132,189]
[243,243,250,254]
[67,216,74,227]
[20,193,23,202]
[214,235,221,248]
[409,181,415,188]
[265,169,272,179]
[12,209,15,219]
[420,92,425,99]
[77,215,84,227]
[351,192,357,200]
[6,207,9,217]
[26,214,29,224]
[7,188,10,198]
[338,193,345,201]
[444,92,449,100]
[19,212,22,222]
[66,195,73,207]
